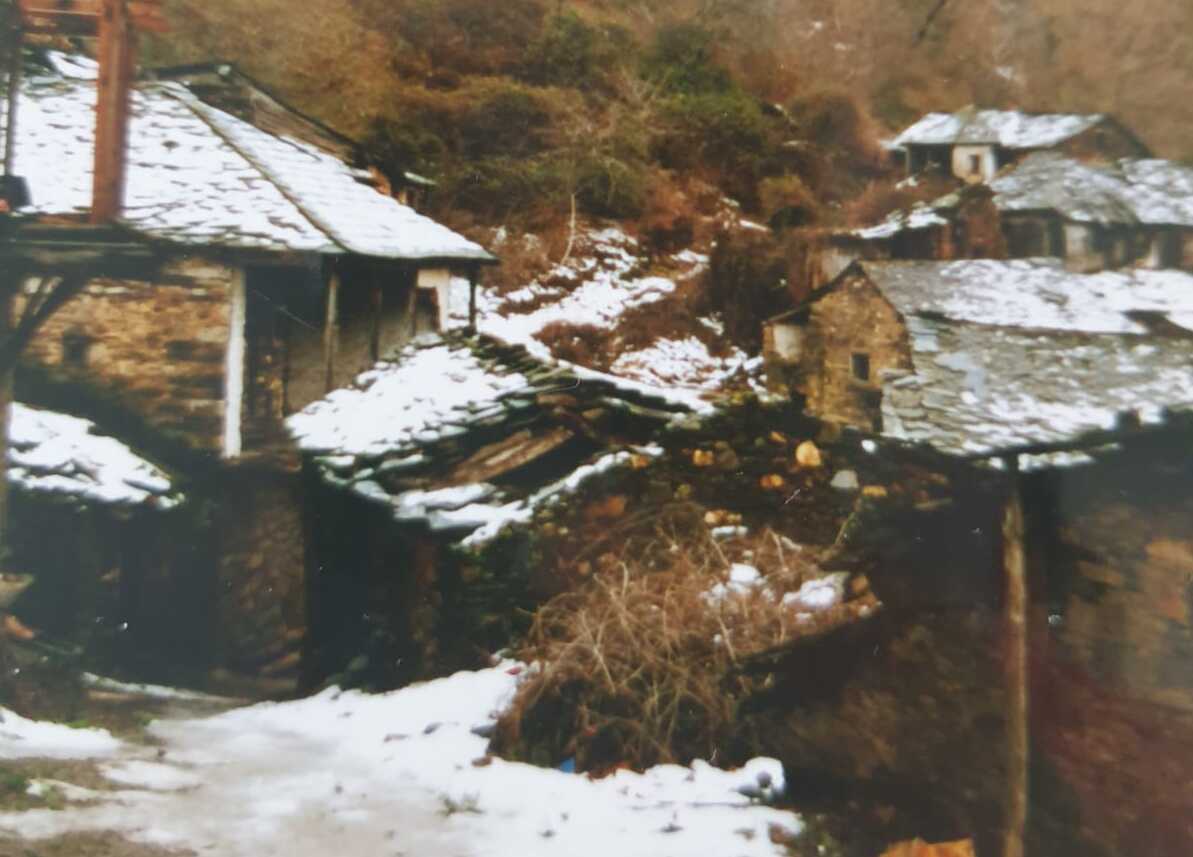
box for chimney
[90,0,135,223]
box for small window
[62,332,92,368]
[851,352,871,381]
[969,154,982,175]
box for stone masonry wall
[800,276,913,429]
[22,257,234,453]
[212,466,308,684]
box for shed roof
[849,258,1193,334]
[966,152,1193,228]
[9,403,181,509]
[10,54,494,263]
[892,109,1104,149]
[286,332,690,548]
[881,317,1193,466]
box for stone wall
[22,257,234,454]
[798,275,913,429]
[211,464,308,684]
[1035,463,1193,713]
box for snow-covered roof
[881,318,1193,466]
[972,152,1193,228]
[286,332,688,548]
[11,54,493,263]
[8,404,181,509]
[851,258,1193,334]
[892,109,1104,150]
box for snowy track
[0,666,801,857]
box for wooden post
[3,19,21,180]
[322,269,339,392]
[91,0,134,223]
[406,273,419,341]
[468,266,478,333]
[0,284,13,563]
[1002,462,1029,857]
[369,281,382,362]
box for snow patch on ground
[475,226,741,398]
[0,665,801,857]
[611,337,755,391]
[0,708,121,760]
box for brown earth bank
[0,831,193,857]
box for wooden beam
[446,427,574,486]
[17,0,167,34]
[3,25,21,179]
[468,267,478,333]
[90,0,135,224]
[1001,474,1029,857]
[322,269,340,393]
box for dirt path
[1,667,799,857]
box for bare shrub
[536,322,611,366]
[844,174,958,228]
[491,521,853,773]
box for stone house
[832,152,1193,276]
[760,256,1193,854]
[890,108,1148,184]
[764,258,1193,430]
[11,53,495,460]
[1,53,495,687]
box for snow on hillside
[475,225,756,395]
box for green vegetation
[142,0,1193,237]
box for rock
[692,449,715,467]
[880,839,976,857]
[2,613,37,641]
[759,474,787,491]
[583,495,628,523]
[830,470,859,492]
[863,485,889,499]
[795,440,822,468]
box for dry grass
[492,519,860,773]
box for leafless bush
[492,522,848,773]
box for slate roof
[881,318,1193,465]
[892,109,1104,149]
[849,258,1193,334]
[286,332,690,548]
[950,152,1193,228]
[9,404,181,509]
[10,54,494,263]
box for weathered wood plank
[447,427,574,486]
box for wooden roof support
[91,0,134,223]
[1000,463,1029,857]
